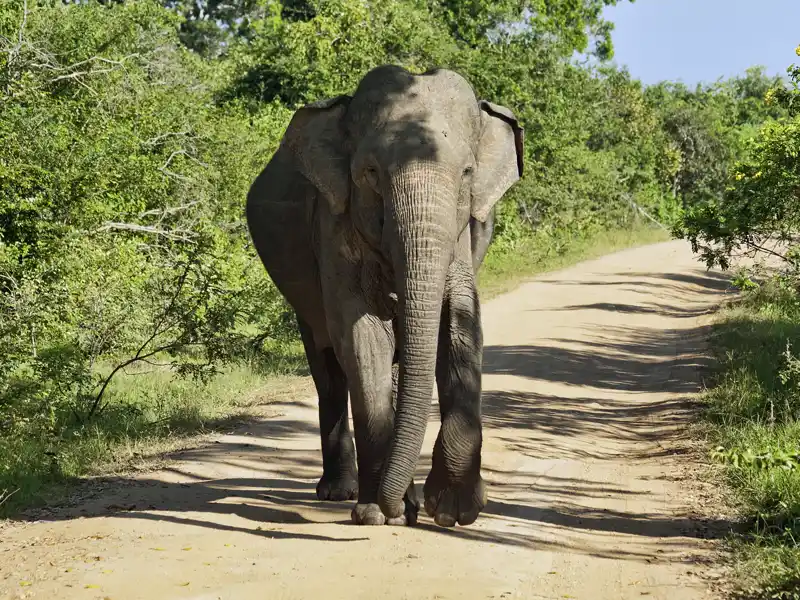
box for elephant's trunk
[378,164,454,519]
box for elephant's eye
[364,166,379,189]
[462,166,474,178]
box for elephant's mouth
[361,257,398,320]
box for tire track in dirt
[0,239,734,600]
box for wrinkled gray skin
[246,65,523,527]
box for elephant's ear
[471,100,524,222]
[282,95,352,215]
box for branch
[24,54,142,93]
[71,77,99,97]
[0,273,20,291]
[120,357,171,376]
[0,487,19,508]
[55,54,140,73]
[143,131,192,148]
[30,53,140,74]
[743,237,792,264]
[158,168,192,182]
[87,261,195,419]
[87,342,181,419]
[137,357,173,368]
[157,149,208,183]
[15,0,27,55]
[1,0,28,94]
[519,200,541,226]
[622,194,669,231]
[49,68,117,83]
[160,149,209,171]
[139,201,201,219]
[140,259,194,364]
[95,222,197,243]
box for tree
[726,66,788,128]
[167,0,633,58]
[645,82,740,208]
[675,49,800,271]
[0,0,294,431]
[220,0,458,106]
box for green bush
[706,281,800,598]
[0,0,300,512]
[676,52,799,271]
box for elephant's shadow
[19,404,442,541]
[25,466,370,543]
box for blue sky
[602,0,800,86]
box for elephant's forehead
[347,71,479,138]
[357,114,474,170]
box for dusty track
[1,239,734,600]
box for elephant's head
[281,65,523,520]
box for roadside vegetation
[675,48,800,599]
[0,0,794,534]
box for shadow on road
[538,269,732,290]
[536,301,714,319]
[482,390,695,459]
[484,324,712,394]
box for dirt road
[1,239,734,600]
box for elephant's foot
[316,469,359,501]
[424,430,487,527]
[351,503,389,525]
[423,469,487,527]
[351,484,419,526]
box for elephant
[245,65,523,527]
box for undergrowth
[705,278,800,599]
[0,342,309,517]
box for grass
[702,279,800,599]
[0,223,669,519]
[478,224,669,300]
[0,343,312,517]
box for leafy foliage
[712,445,800,472]
[171,0,632,58]
[221,0,459,106]
[0,0,298,508]
[675,52,799,270]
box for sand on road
[0,239,734,600]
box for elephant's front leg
[425,257,487,527]
[335,313,418,526]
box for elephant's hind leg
[298,319,358,502]
[425,257,487,527]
